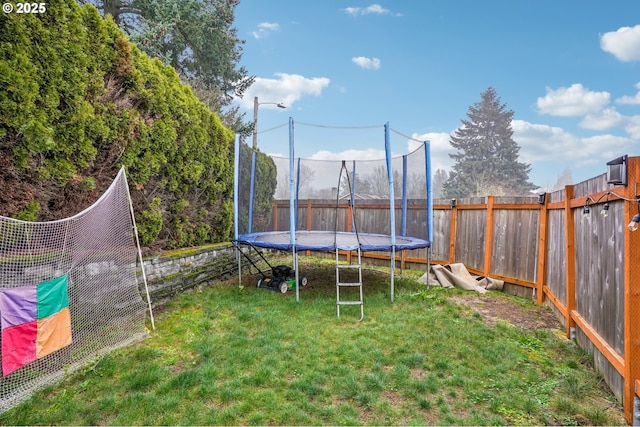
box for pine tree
[442,87,534,198]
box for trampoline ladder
[336,247,364,321]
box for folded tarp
[417,263,504,294]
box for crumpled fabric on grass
[417,263,504,294]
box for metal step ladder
[336,246,364,321]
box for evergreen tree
[78,0,254,134]
[442,87,534,198]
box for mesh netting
[274,154,427,201]
[237,121,430,239]
[0,168,148,411]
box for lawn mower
[233,241,307,294]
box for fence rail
[271,156,640,424]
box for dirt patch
[450,294,563,331]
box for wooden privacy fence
[271,156,640,424]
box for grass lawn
[0,255,626,425]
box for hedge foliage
[0,0,276,249]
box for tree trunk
[103,0,123,25]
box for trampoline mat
[237,230,430,252]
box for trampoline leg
[390,246,395,303]
[426,246,432,290]
[236,245,242,286]
[294,251,299,302]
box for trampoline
[238,230,429,252]
[233,118,433,307]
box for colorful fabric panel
[0,276,72,375]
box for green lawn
[0,255,626,425]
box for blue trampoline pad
[237,230,430,252]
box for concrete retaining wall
[141,244,250,306]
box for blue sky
[232,1,640,191]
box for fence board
[431,209,451,261]
[404,200,429,240]
[575,200,626,355]
[491,208,539,282]
[454,208,486,271]
[573,173,608,198]
[356,205,390,235]
[545,209,567,304]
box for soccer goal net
[0,167,152,412]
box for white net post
[123,168,155,330]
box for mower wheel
[279,282,288,294]
[301,276,308,286]
[257,278,263,288]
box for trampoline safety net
[234,119,432,250]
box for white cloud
[362,4,391,15]
[343,7,359,16]
[352,56,381,70]
[343,4,397,16]
[616,82,640,105]
[617,93,640,105]
[408,132,454,172]
[537,84,610,117]
[580,134,637,160]
[624,115,640,139]
[310,149,385,161]
[600,25,640,62]
[252,22,280,39]
[513,120,584,163]
[512,120,635,165]
[580,108,625,131]
[242,73,331,110]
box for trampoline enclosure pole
[248,150,257,233]
[401,154,408,237]
[425,140,433,281]
[296,158,301,233]
[233,135,242,285]
[385,122,396,302]
[234,134,240,242]
[425,141,433,250]
[289,117,299,301]
[351,160,357,232]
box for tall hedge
[0,0,256,249]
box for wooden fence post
[483,196,495,277]
[536,193,548,304]
[564,185,577,338]
[623,157,640,424]
[449,202,457,264]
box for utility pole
[252,96,286,149]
